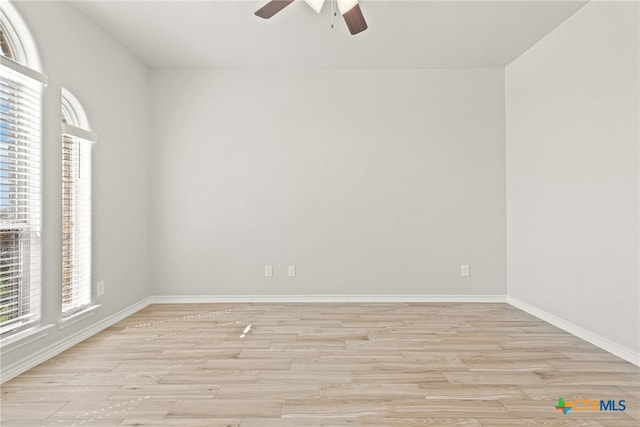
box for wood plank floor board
[420,384,529,400]
[318,349,404,360]
[559,350,629,361]
[1,303,638,426]
[57,350,163,361]
[110,358,208,372]
[258,369,352,385]
[400,350,489,360]
[240,417,360,426]
[289,329,371,339]
[319,383,423,399]
[63,372,172,386]
[535,371,640,386]
[4,421,122,427]
[478,419,604,426]
[50,398,175,420]
[422,343,507,352]
[622,384,640,397]
[458,351,572,361]
[216,383,322,400]
[597,420,640,426]
[269,340,347,350]
[205,358,292,370]
[345,340,426,351]
[120,418,241,426]
[0,401,68,420]
[108,384,220,401]
[367,332,443,342]
[443,371,546,385]
[159,369,260,385]
[0,385,119,402]
[194,341,272,350]
[0,373,72,388]
[545,359,640,373]
[351,370,449,384]
[519,384,631,400]
[238,349,321,359]
[168,399,283,418]
[360,418,483,426]
[398,399,513,417]
[375,359,468,372]
[461,359,553,372]
[157,350,242,359]
[282,399,394,418]
[290,360,378,372]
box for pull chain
[331,0,336,28]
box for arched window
[61,88,90,129]
[61,89,96,316]
[0,0,42,70]
[0,0,47,335]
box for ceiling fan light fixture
[337,0,359,15]
[254,0,367,35]
[304,0,325,13]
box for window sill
[0,324,54,354]
[58,304,101,330]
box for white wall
[1,1,150,369]
[506,1,639,360]
[150,69,506,297]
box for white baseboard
[149,294,508,304]
[0,297,152,383]
[506,296,640,367]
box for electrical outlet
[288,265,295,277]
[97,281,105,296]
[461,265,470,277]
[264,265,273,277]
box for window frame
[0,13,46,340]
[60,90,97,319]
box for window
[0,7,46,335]
[61,89,96,316]
[0,28,13,59]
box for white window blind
[61,130,93,316]
[0,60,42,334]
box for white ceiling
[71,0,588,69]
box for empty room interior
[0,0,639,425]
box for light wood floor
[1,303,638,426]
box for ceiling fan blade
[342,3,368,35]
[304,0,325,13]
[255,0,295,19]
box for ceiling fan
[255,0,368,35]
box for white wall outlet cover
[288,265,295,277]
[461,265,470,277]
[264,265,273,277]
[97,281,105,296]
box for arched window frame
[0,0,41,71]
[62,88,89,129]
